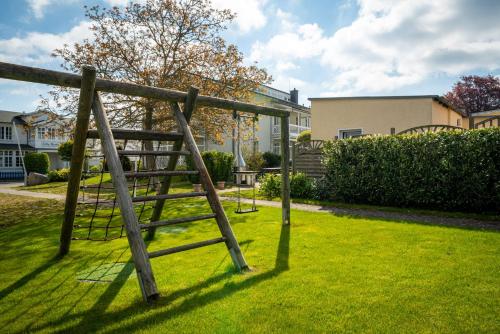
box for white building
[200,86,311,156]
[0,110,69,180]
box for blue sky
[1,0,499,112]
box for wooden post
[291,141,296,175]
[59,65,96,256]
[147,86,199,240]
[172,102,249,271]
[281,115,291,225]
[92,92,159,302]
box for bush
[102,146,132,171]
[297,130,311,143]
[290,173,314,198]
[262,152,281,168]
[186,151,234,183]
[323,128,500,212]
[24,152,50,174]
[259,173,281,199]
[57,140,73,161]
[48,168,70,182]
[244,151,265,171]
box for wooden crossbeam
[148,237,227,258]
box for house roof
[470,109,500,117]
[308,95,463,115]
[0,143,35,151]
[0,110,23,123]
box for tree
[46,0,270,170]
[57,140,73,161]
[444,75,500,116]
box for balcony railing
[272,124,310,138]
[28,137,67,149]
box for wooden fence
[292,140,326,178]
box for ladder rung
[132,191,207,202]
[87,128,184,141]
[124,170,199,178]
[139,213,217,229]
[148,237,227,258]
[117,150,190,156]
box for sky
[1,0,500,112]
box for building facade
[0,110,69,179]
[202,86,311,156]
[308,95,465,140]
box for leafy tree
[47,0,270,170]
[444,75,500,116]
[57,140,73,161]
[297,130,311,143]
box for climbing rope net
[73,139,176,241]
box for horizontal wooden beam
[148,237,226,258]
[0,61,290,117]
[87,129,184,141]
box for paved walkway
[220,197,500,231]
[1,182,498,231]
[0,182,66,200]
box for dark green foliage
[259,173,281,199]
[186,151,234,183]
[290,173,314,198]
[47,168,70,182]
[297,130,311,143]
[262,152,281,168]
[102,146,132,171]
[24,152,50,174]
[323,128,500,212]
[57,140,73,161]
[311,177,332,201]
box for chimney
[290,88,298,104]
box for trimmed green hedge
[24,152,50,174]
[186,151,234,184]
[323,128,500,212]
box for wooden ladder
[89,87,248,302]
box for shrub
[215,152,234,182]
[259,173,281,199]
[102,146,132,171]
[311,177,332,201]
[323,128,500,212]
[262,152,281,168]
[290,173,314,198]
[185,156,200,184]
[48,168,70,182]
[57,140,73,161]
[297,130,311,143]
[89,165,101,173]
[244,151,265,171]
[24,152,50,174]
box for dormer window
[37,127,57,140]
[0,126,12,140]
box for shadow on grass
[0,256,59,301]
[34,225,290,333]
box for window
[457,119,461,127]
[0,126,12,140]
[273,142,280,154]
[0,151,13,167]
[37,127,57,140]
[273,117,280,126]
[339,129,363,139]
[15,151,23,167]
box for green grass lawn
[1,193,499,333]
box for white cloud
[0,21,92,65]
[211,0,268,33]
[27,0,77,19]
[250,0,500,95]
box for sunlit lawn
[0,193,499,333]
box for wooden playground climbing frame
[0,61,291,303]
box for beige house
[308,95,466,140]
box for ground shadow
[32,224,290,333]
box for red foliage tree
[444,75,500,116]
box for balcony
[272,124,310,139]
[28,137,67,150]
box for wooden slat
[117,150,190,156]
[87,128,183,141]
[91,92,159,302]
[148,237,226,258]
[139,214,217,229]
[132,191,207,202]
[0,61,290,117]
